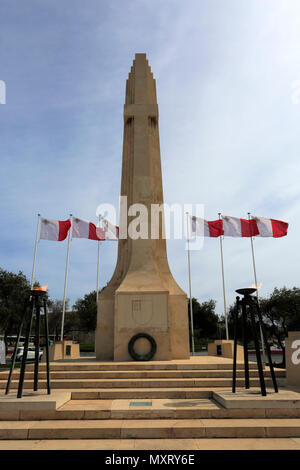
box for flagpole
[248,212,266,364]
[31,213,41,289]
[60,214,72,342]
[186,212,195,356]
[96,216,101,306]
[218,213,229,340]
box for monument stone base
[208,340,244,360]
[43,341,80,362]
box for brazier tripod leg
[33,296,41,391]
[241,299,250,389]
[5,298,31,395]
[253,298,278,393]
[232,297,240,393]
[17,297,35,398]
[43,298,51,394]
[249,306,266,396]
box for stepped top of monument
[125,53,157,105]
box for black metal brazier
[232,287,278,397]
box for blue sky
[1,0,300,315]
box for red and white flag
[99,216,119,241]
[40,218,71,241]
[191,216,224,237]
[222,216,259,237]
[72,217,119,241]
[253,216,288,238]
[72,217,105,241]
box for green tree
[260,286,300,366]
[47,299,70,339]
[64,310,80,337]
[0,268,31,351]
[73,290,97,332]
[189,298,219,347]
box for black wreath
[128,333,157,361]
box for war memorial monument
[95,53,190,362]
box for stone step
[2,398,299,421]
[0,377,282,390]
[70,388,214,399]
[25,361,259,371]
[0,369,285,380]
[61,398,300,420]
[1,418,300,439]
[1,437,300,450]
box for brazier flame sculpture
[232,287,278,397]
[6,286,51,398]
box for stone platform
[1,355,300,450]
[214,389,300,409]
[0,391,70,411]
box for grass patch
[80,343,95,352]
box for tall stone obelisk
[95,54,190,361]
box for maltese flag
[254,216,288,238]
[72,217,105,241]
[191,216,224,237]
[72,217,119,241]
[99,216,119,241]
[40,218,71,241]
[222,216,259,237]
